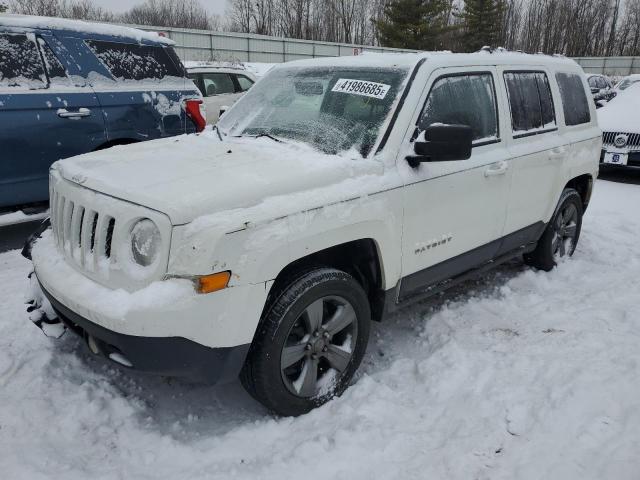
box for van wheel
[240,268,370,416]
[524,188,583,271]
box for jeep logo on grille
[614,134,628,148]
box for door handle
[57,108,91,119]
[484,161,508,177]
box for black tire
[524,188,583,271]
[240,268,371,417]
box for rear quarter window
[86,40,184,81]
[0,33,46,89]
[555,73,591,126]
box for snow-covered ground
[1,178,639,479]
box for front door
[398,68,512,301]
[0,31,105,208]
[199,72,242,123]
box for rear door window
[504,71,556,136]
[201,73,235,96]
[555,73,591,126]
[0,33,46,89]
[37,38,71,86]
[86,40,183,81]
[418,72,499,144]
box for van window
[86,40,183,81]
[0,33,46,89]
[504,71,556,136]
[418,73,498,144]
[201,73,235,96]
[556,73,591,126]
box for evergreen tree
[375,0,452,51]
[0,3,7,13]
[457,0,506,52]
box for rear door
[84,39,192,141]
[0,30,105,208]
[498,68,564,248]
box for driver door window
[418,73,499,145]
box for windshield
[217,66,410,157]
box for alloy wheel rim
[280,295,357,398]
[552,203,578,258]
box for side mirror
[407,124,473,167]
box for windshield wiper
[213,125,223,141]
[252,133,284,143]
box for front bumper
[28,229,270,383]
[41,283,249,383]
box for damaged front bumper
[22,225,254,384]
[25,273,250,383]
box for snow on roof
[183,60,247,71]
[282,50,579,71]
[0,14,173,45]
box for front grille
[48,173,171,290]
[602,131,640,148]
[51,190,117,270]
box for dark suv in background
[0,15,205,214]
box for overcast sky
[92,0,229,15]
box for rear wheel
[240,268,370,416]
[525,188,583,271]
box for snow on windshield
[217,66,410,157]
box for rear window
[86,40,184,81]
[504,71,556,136]
[0,33,46,89]
[556,73,591,126]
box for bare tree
[121,0,215,30]
[9,0,113,20]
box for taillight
[185,99,206,132]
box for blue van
[0,16,204,212]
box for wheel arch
[564,173,594,212]
[265,238,388,322]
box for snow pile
[0,179,640,479]
[597,82,640,133]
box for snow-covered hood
[597,84,640,133]
[54,132,383,225]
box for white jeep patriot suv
[26,52,601,416]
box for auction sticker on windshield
[331,79,390,99]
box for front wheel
[525,188,583,271]
[241,268,371,416]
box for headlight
[130,219,161,267]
